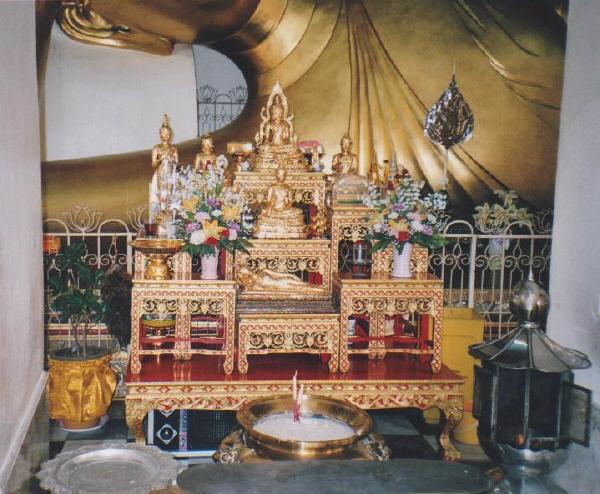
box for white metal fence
[44,205,553,343]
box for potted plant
[47,242,117,430]
[473,189,532,259]
[171,163,254,279]
[365,170,448,277]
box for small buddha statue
[370,160,391,186]
[331,135,369,205]
[252,81,309,172]
[194,134,217,171]
[332,135,358,175]
[253,165,308,239]
[150,114,179,223]
[237,267,323,293]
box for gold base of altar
[233,171,327,210]
[125,353,465,461]
[235,239,332,301]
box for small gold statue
[194,134,217,171]
[369,160,390,186]
[237,267,323,293]
[252,81,308,172]
[150,114,179,223]
[253,165,308,239]
[311,190,328,238]
[332,135,358,175]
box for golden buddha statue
[253,165,308,239]
[194,134,217,171]
[150,114,179,223]
[369,160,391,186]
[237,267,323,293]
[252,81,309,172]
[332,135,358,175]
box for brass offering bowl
[130,238,185,280]
[236,395,375,461]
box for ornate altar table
[130,279,236,375]
[333,272,444,373]
[125,354,464,461]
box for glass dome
[332,173,370,206]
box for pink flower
[228,228,238,241]
[195,211,210,222]
[186,222,200,233]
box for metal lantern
[469,272,592,494]
[351,240,372,278]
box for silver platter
[37,441,183,494]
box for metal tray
[37,441,183,494]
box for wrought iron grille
[43,205,552,344]
[197,84,247,135]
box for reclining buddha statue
[252,81,309,172]
[253,164,308,239]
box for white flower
[212,209,222,217]
[190,230,206,245]
[228,228,238,241]
[411,220,424,232]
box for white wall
[192,45,246,93]
[548,0,600,404]
[44,25,198,161]
[0,1,46,490]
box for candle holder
[352,240,372,278]
[214,395,390,462]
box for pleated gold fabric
[49,354,117,428]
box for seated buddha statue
[150,114,179,223]
[237,267,323,293]
[332,135,358,175]
[252,81,309,172]
[331,134,370,205]
[253,165,308,239]
[194,134,217,171]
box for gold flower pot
[130,238,185,280]
[49,349,117,430]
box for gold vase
[49,351,117,429]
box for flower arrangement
[473,189,532,234]
[364,170,448,254]
[170,161,254,257]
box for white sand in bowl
[253,412,356,441]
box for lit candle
[292,371,297,401]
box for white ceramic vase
[200,251,219,280]
[391,242,413,278]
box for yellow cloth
[49,354,117,426]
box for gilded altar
[125,80,465,459]
[233,171,327,211]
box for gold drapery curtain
[40,0,565,219]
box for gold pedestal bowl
[214,395,390,463]
[130,238,185,280]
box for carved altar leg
[130,293,142,374]
[431,295,443,372]
[175,300,191,360]
[339,296,351,372]
[126,399,150,444]
[437,400,464,461]
[329,326,339,373]
[223,293,235,375]
[374,312,387,360]
[238,324,249,374]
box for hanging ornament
[424,74,474,189]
